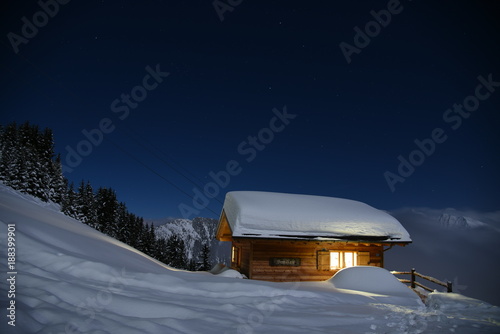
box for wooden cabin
[216,191,411,282]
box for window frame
[317,250,371,271]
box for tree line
[0,122,211,271]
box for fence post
[447,281,452,293]
[410,268,416,289]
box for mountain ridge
[147,217,231,267]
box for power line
[2,46,222,216]
[117,124,225,205]
[106,138,221,218]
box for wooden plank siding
[231,238,386,282]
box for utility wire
[106,139,221,218]
[118,124,225,205]
[2,43,221,216]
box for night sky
[1,0,499,219]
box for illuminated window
[330,251,357,270]
[231,246,240,266]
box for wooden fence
[391,268,452,293]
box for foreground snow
[1,185,499,333]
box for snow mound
[223,191,411,242]
[209,263,227,274]
[209,263,246,278]
[329,266,418,298]
[215,268,246,278]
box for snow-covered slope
[1,184,500,333]
[152,217,230,265]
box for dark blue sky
[2,0,499,219]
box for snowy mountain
[386,207,500,306]
[150,217,231,266]
[438,213,487,230]
[1,184,500,333]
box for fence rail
[391,268,452,293]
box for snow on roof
[222,191,411,242]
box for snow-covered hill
[150,217,230,266]
[1,184,500,333]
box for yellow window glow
[330,251,357,270]
[231,246,237,263]
[330,251,340,269]
[344,252,356,268]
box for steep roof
[218,191,411,243]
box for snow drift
[329,266,418,298]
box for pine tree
[95,187,119,236]
[139,223,157,257]
[167,234,187,269]
[1,123,20,189]
[75,180,97,227]
[125,214,142,249]
[49,154,66,204]
[116,202,126,242]
[187,259,197,271]
[1,124,19,187]
[149,224,157,256]
[199,243,211,271]
[137,221,152,254]
[18,122,40,199]
[62,182,78,219]
[176,239,188,269]
[0,122,64,203]
[154,237,169,264]
[38,127,55,201]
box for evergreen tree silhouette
[200,243,211,271]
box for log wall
[231,238,385,282]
